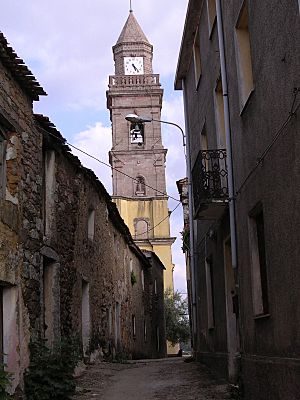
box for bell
[133,124,141,139]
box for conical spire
[116,12,150,45]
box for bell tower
[106,10,175,290]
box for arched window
[135,175,146,196]
[88,208,95,240]
[135,219,149,240]
[130,122,144,144]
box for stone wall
[175,0,300,398]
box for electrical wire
[44,129,181,203]
[134,202,181,238]
[236,88,299,196]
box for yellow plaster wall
[114,197,174,290]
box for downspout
[182,79,197,348]
[216,0,240,382]
[216,0,238,272]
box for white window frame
[193,26,201,88]
[207,0,217,37]
[234,0,254,112]
[213,77,226,148]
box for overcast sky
[0,0,189,294]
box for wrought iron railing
[192,149,228,215]
[109,74,160,88]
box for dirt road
[73,358,234,399]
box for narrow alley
[73,358,234,400]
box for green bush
[131,271,137,285]
[24,336,81,400]
[0,363,13,399]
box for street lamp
[125,114,186,148]
[125,112,197,343]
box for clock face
[124,57,144,75]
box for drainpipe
[216,0,240,382]
[216,0,238,272]
[182,79,197,348]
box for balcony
[108,74,160,89]
[192,149,228,219]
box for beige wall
[114,197,175,290]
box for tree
[164,289,190,346]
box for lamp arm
[151,118,186,147]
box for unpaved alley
[73,358,234,400]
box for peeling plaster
[6,146,17,161]
[5,189,18,205]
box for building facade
[106,11,176,291]
[0,31,166,396]
[175,1,300,399]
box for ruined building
[0,30,166,396]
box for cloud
[0,0,188,115]
[72,122,113,193]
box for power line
[44,129,181,203]
[134,202,181,238]
[236,88,299,196]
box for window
[43,257,60,347]
[115,302,121,346]
[135,175,146,196]
[82,280,90,355]
[205,257,215,329]
[108,306,112,336]
[200,125,208,152]
[132,315,136,339]
[214,78,226,148]
[130,123,144,144]
[88,208,95,240]
[44,150,56,237]
[141,269,145,291]
[235,0,254,110]
[144,320,147,342]
[207,0,216,36]
[193,26,201,87]
[135,219,149,240]
[1,285,18,372]
[156,326,160,351]
[154,279,157,295]
[200,125,209,172]
[248,204,269,316]
[0,130,6,199]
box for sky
[0,0,189,294]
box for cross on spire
[129,0,133,12]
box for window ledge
[254,313,270,321]
[239,88,255,116]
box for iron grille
[192,149,228,214]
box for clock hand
[132,63,138,72]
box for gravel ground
[73,358,234,400]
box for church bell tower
[106,10,175,290]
